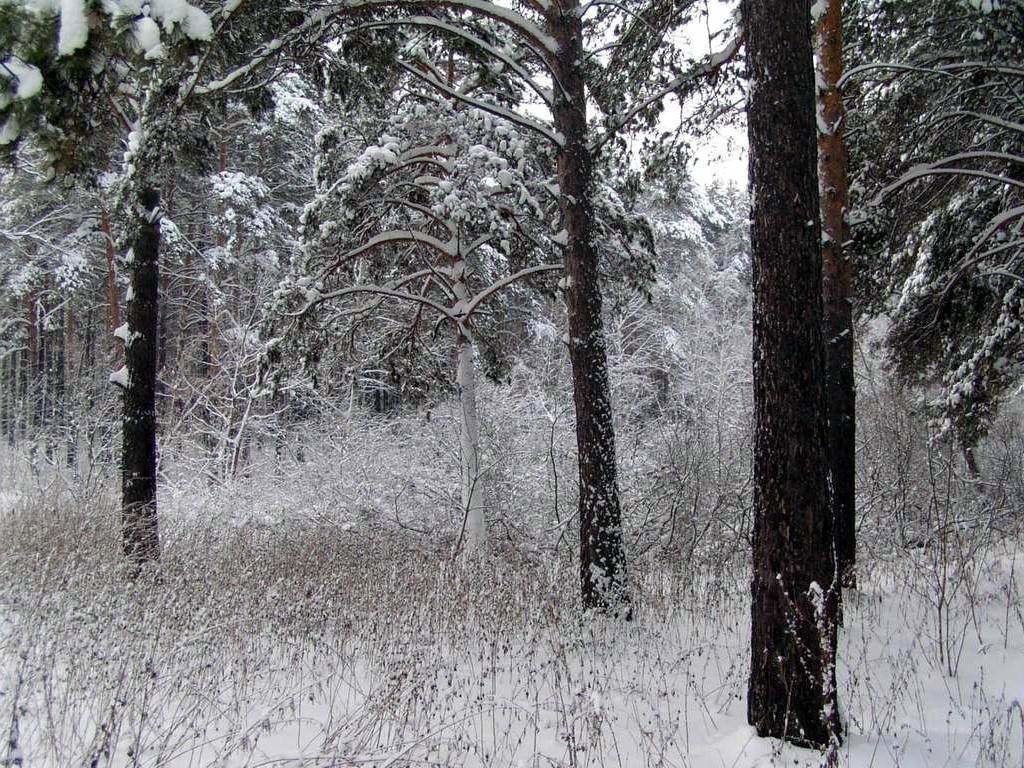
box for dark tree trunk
[547,0,630,616]
[744,0,842,749]
[121,186,162,571]
[1,352,13,446]
[198,286,212,377]
[26,292,39,434]
[39,291,53,462]
[817,0,856,590]
[16,324,28,441]
[64,305,78,470]
[158,183,175,377]
[52,304,66,465]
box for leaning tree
[233,0,743,612]
[286,77,565,555]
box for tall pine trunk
[120,186,162,570]
[744,0,842,748]
[548,0,629,615]
[25,292,38,433]
[1,351,13,446]
[65,305,78,471]
[817,0,856,589]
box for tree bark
[52,304,67,465]
[817,0,856,590]
[547,0,630,615]
[1,351,13,446]
[25,291,39,435]
[65,305,78,471]
[744,0,842,749]
[16,319,27,441]
[120,186,162,571]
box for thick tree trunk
[450,255,486,553]
[817,0,856,590]
[548,0,630,615]
[744,0,842,749]
[120,186,162,571]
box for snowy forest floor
[1,428,1023,768]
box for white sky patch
[671,0,748,188]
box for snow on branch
[399,61,562,146]
[300,283,458,324]
[195,10,331,95]
[933,110,1024,137]
[931,205,1024,308]
[342,0,557,60]
[463,263,562,317]
[874,153,1024,204]
[333,229,457,266]
[589,31,743,153]
[841,60,1024,88]
[362,16,554,106]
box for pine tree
[744,0,842,749]
[816,0,856,588]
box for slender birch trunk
[456,332,485,551]
[453,260,485,552]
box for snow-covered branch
[399,61,562,147]
[361,16,553,106]
[341,0,557,60]
[462,263,562,317]
[332,229,457,267]
[589,31,743,153]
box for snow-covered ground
[1,457,1021,768]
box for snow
[108,365,129,388]
[112,322,140,346]
[146,0,211,38]
[57,0,89,56]
[0,115,19,145]
[2,58,43,99]
[132,17,163,57]
[181,4,214,40]
[0,497,1020,768]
